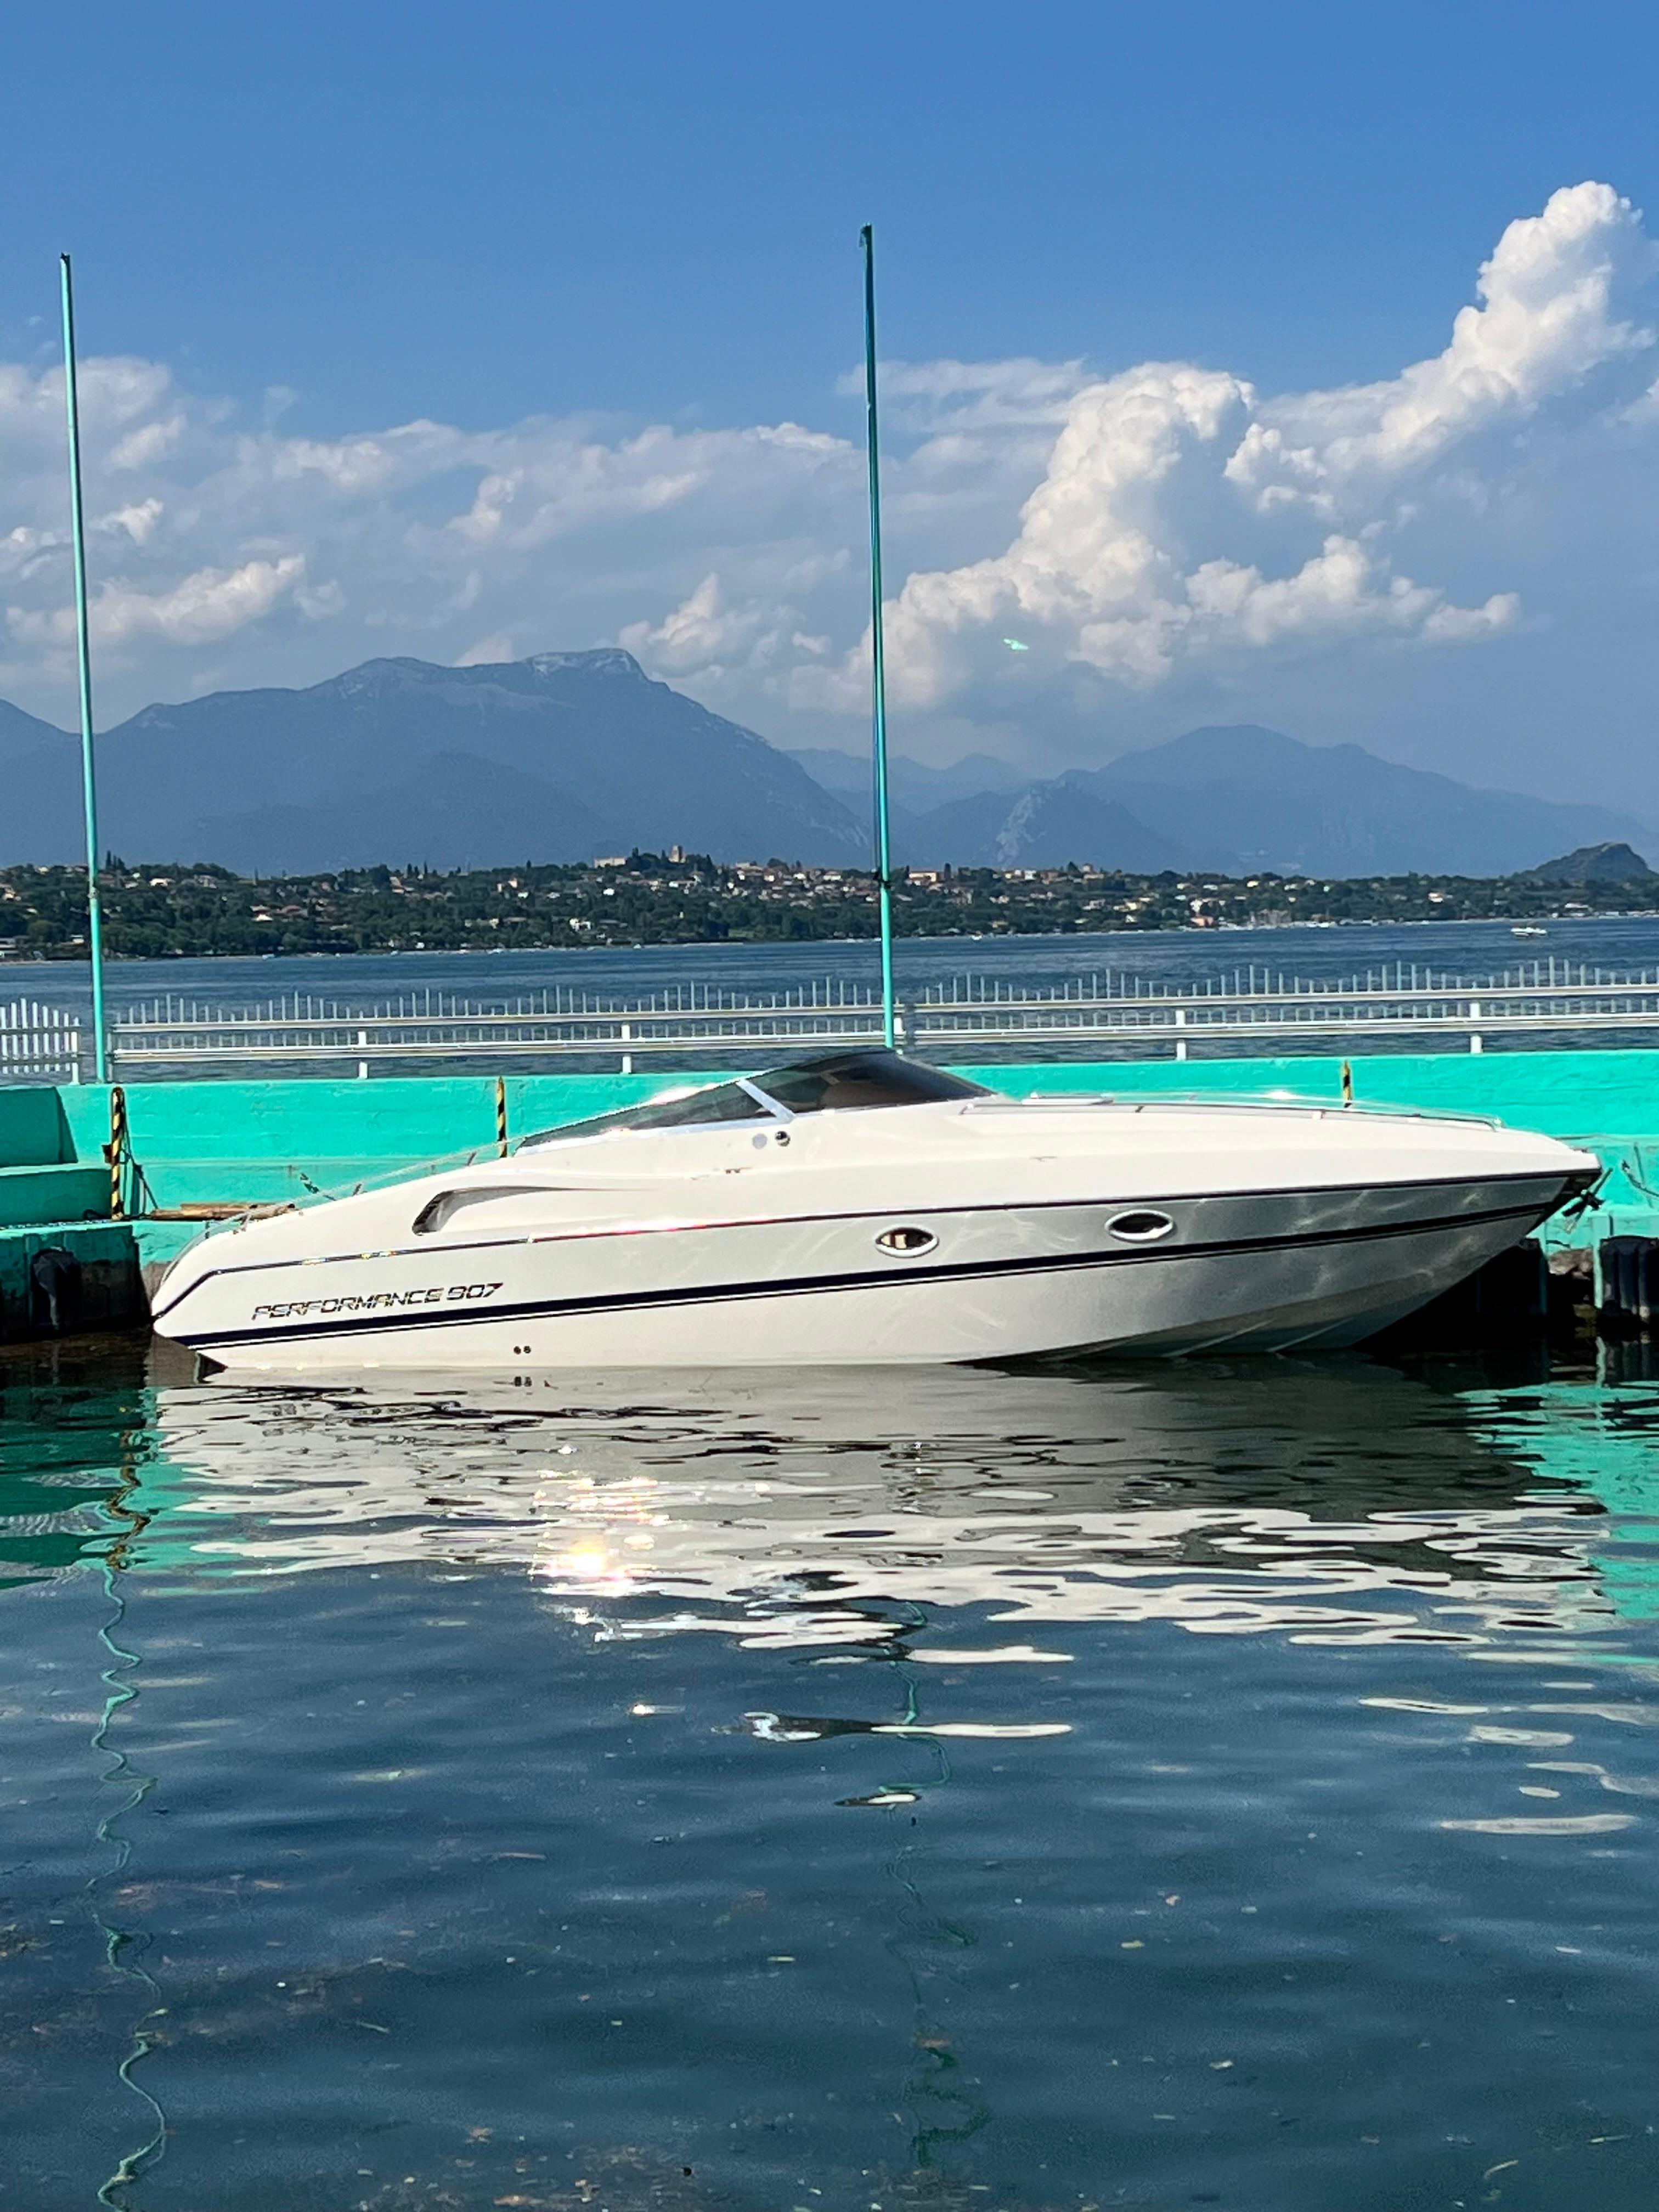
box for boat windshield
[518,1049,989,1149]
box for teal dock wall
[0,1081,139,1338]
[0,1087,74,1167]
[3,1048,1657,1338]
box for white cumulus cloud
[0,177,1656,797]
[814,182,1654,713]
[618,571,812,687]
[1227,179,1654,512]
[98,498,163,544]
[7,555,308,650]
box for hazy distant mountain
[0,703,87,856]
[857,724,1654,877]
[1079,725,1651,877]
[791,745,1177,870]
[8,672,1651,882]
[0,697,70,764]
[1525,840,1656,884]
[899,776,1184,872]
[186,749,619,876]
[787,745,1025,812]
[0,651,867,872]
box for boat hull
[154,1170,1584,1373]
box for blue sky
[4,0,1659,812]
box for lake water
[8,917,1659,1077]
[5,1337,1659,2209]
[6,915,1659,1025]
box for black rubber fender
[29,1245,83,1336]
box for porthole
[1107,1209,1174,1243]
[876,1224,938,1257]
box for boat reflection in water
[9,1342,1659,2209]
[139,1351,1655,1663]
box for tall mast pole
[860,223,897,1051]
[59,253,109,1083]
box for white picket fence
[0,1000,83,1080]
[11,957,1659,1077]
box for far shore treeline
[2,849,1656,961]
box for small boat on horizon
[150,1048,1597,1373]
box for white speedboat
[149,1049,1597,1373]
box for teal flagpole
[860,223,897,1051]
[59,253,109,1084]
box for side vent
[413,1184,546,1235]
[876,1225,938,1257]
[1107,1209,1174,1243]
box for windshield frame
[517,1049,988,1151]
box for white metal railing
[0,1000,83,1080]
[15,960,1659,1077]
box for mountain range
[0,651,1647,881]
[793,725,1650,878]
[787,747,1027,814]
[0,651,867,873]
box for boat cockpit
[518,1049,988,1149]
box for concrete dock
[3,1051,1656,1341]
